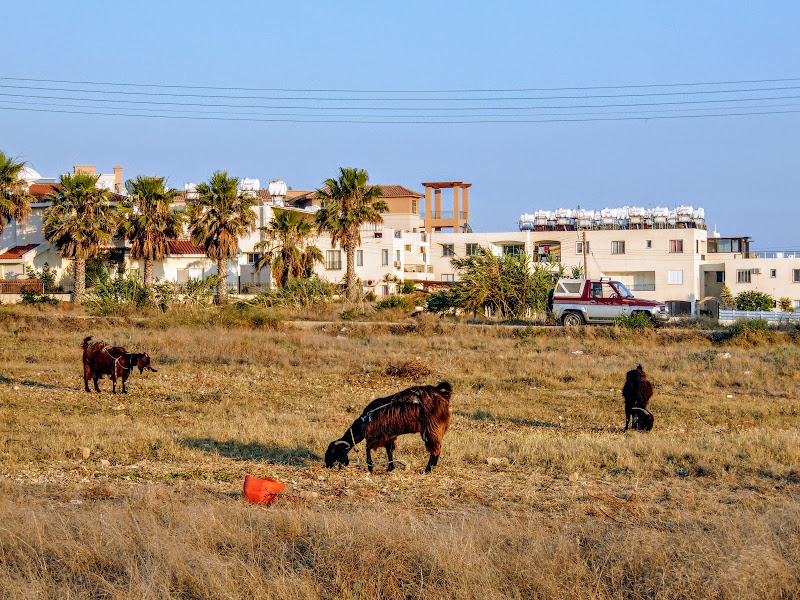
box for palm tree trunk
[345,241,358,302]
[216,257,228,304]
[73,258,86,303]
[143,258,154,288]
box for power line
[4,98,800,119]
[2,104,798,124]
[1,90,799,112]
[2,83,800,101]
[2,75,799,93]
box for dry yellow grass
[1,306,800,598]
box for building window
[395,249,401,262]
[611,241,625,255]
[794,269,800,283]
[356,250,363,266]
[246,253,261,264]
[382,249,389,266]
[696,240,700,253]
[770,269,776,278]
[708,238,742,253]
[646,240,652,249]
[737,270,751,284]
[382,285,389,296]
[466,243,479,256]
[326,250,342,270]
[576,241,590,255]
[412,199,417,214]
[716,271,725,283]
[669,240,683,253]
[668,270,684,285]
[442,244,455,257]
[442,274,455,282]
[502,244,525,258]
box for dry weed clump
[385,358,433,379]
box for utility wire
[1,75,799,93]
[1,91,799,112]
[1,83,800,101]
[2,104,798,123]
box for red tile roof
[166,240,206,255]
[29,183,58,198]
[0,244,40,260]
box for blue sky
[4,1,799,248]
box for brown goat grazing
[325,382,452,473]
[82,336,157,394]
[622,365,654,431]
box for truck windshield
[612,282,634,298]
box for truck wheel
[562,312,585,327]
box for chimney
[114,166,123,194]
[73,165,96,175]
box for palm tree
[315,167,386,301]
[254,208,323,288]
[122,175,184,288]
[0,151,32,237]
[188,171,257,304]
[43,172,120,303]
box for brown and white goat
[82,336,157,394]
[622,365,654,431]
[325,382,452,473]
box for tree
[445,246,554,319]
[315,167,386,302]
[122,175,184,288]
[0,151,32,237]
[734,290,774,312]
[254,208,322,288]
[188,171,257,304]
[43,172,120,303]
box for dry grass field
[1,305,799,599]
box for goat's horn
[333,440,350,447]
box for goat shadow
[459,410,617,433]
[179,437,319,466]
[0,375,64,390]
[459,410,563,429]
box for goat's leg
[366,447,374,473]
[424,453,440,473]
[93,377,101,393]
[122,376,128,394]
[624,410,630,432]
[385,439,397,472]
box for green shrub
[779,297,794,312]
[425,291,455,315]
[82,270,151,316]
[400,280,416,294]
[614,311,655,329]
[19,287,58,307]
[375,295,413,311]
[726,319,774,344]
[734,290,774,311]
[252,276,333,307]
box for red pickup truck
[549,278,669,326]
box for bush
[252,276,333,307]
[19,287,58,307]
[25,263,57,292]
[734,290,774,311]
[82,270,151,316]
[726,319,774,344]
[779,297,794,312]
[400,280,416,294]
[375,295,413,311]
[614,311,655,329]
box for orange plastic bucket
[243,475,285,505]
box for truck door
[589,282,624,321]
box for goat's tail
[435,381,452,398]
[83,336,93,350]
